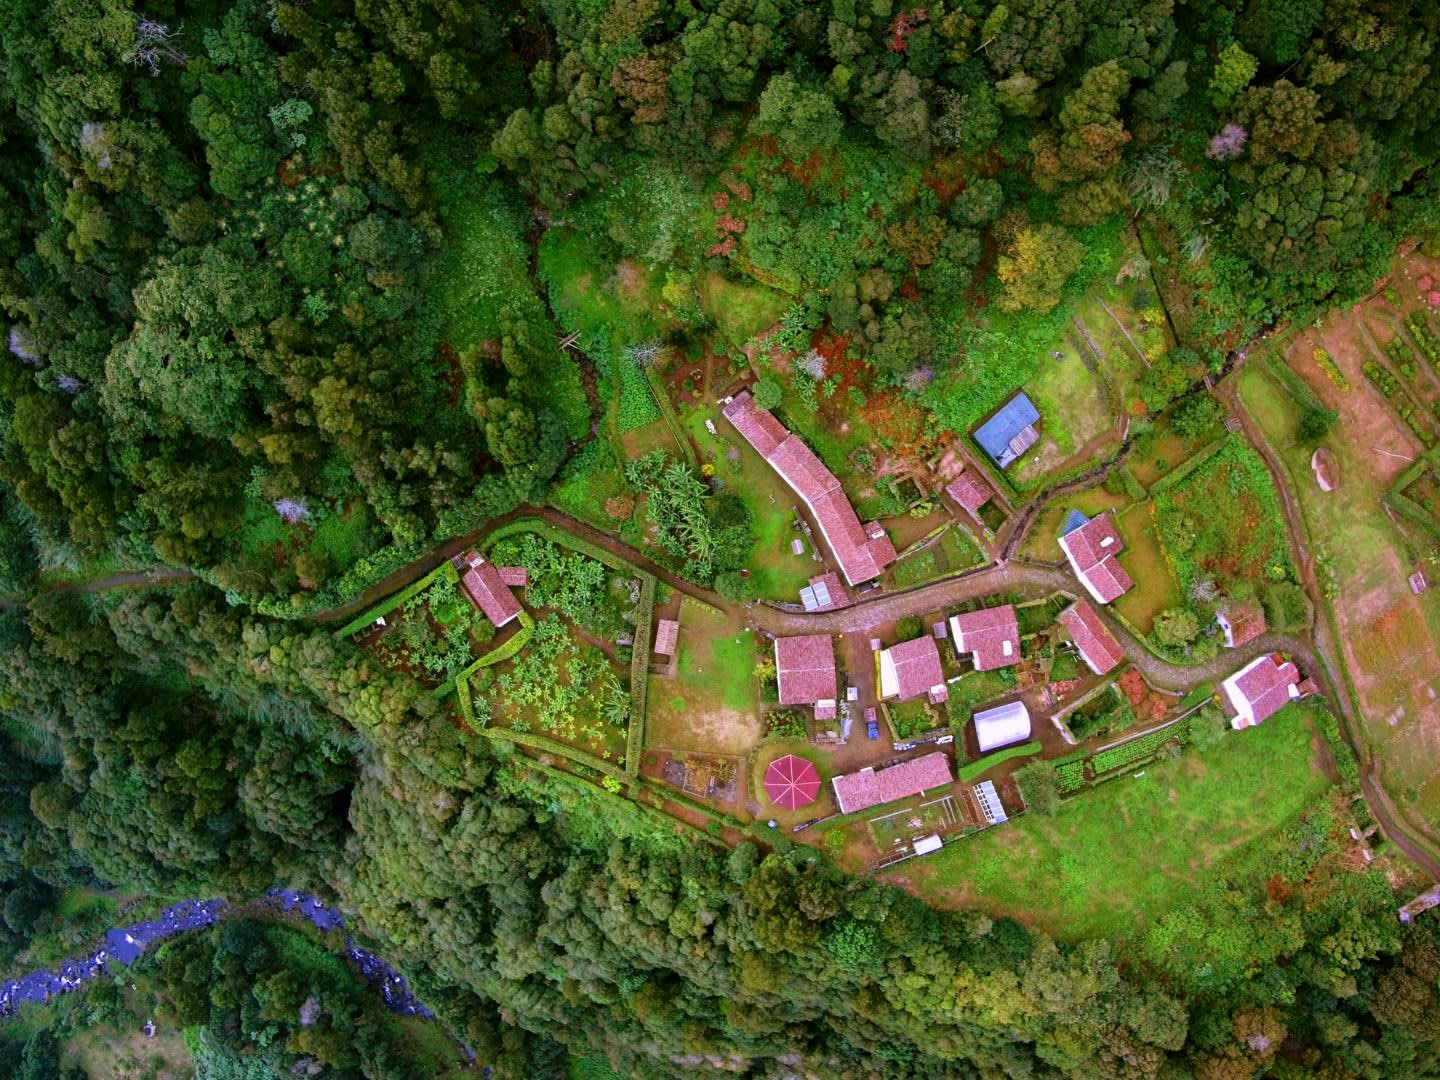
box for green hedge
[1120,466,1148,500]
[955,740,1043,783]
[480,725,631,783]
[1146,435,1230,495]
[626,575,657,776]
[333,560,458,639]
[484,518,640,576]
[1261,353,1329,415]
[437,610,537,699]
[645,368,697,466]
[1384,491,1440,541]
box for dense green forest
[2,0,1440,1075]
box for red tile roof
[1222,654,1301,729]
[814,701,837,721]
[880,636,946,703]
[722,391,895,585]
[774,635,837,706]
[459,555,522,627]
[1216,599,1266,648]
[653,618,680,657]
[1056,601,1124,675]
[498,566,529,588]
[1058,513,1133,603]
[950,605,1020,671]
[945,471,992,513]
[831,752,954,814]
[722,393,789,456]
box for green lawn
[689,407,817,599]
[1013,348,1113,487]
[650,617,761,753]
[697,272,790,348]
[1112,502,1181,634]
[890,703,1333,940]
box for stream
[1,890,432,1022]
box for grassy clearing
[697,273,789,347]
[649,625,761,754]
[433,185,540,350]
[1112,502,1181,633]
[922,221,1136,439]
[1013,350,1114,487]
[892,703,1332,940]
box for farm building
[763,754,822,810]
[973,392,1040,469]
[878,636,948,704]
[944,470,992,515]
[1215,598,1266,649]
[653,618,680,657]
[457,551,524,628]
[830,751,954,814]
[723,390,897,585]
[912,834,944,856]
[1056,600,1124,675]
[973,700,1032,753]
[1058,511,1134,604]
[973,780,1009,825]
[949,605,1021,671]
[799,571,848,612]
[1220,654,1302,730]
[774,635,838,718]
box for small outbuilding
[653,618,680,657]
[1215,598,1266,649]
[944,470,992,515]
[973,700,1032,753]
[1056,600,1124,675]
[1220,654,1302,730]
[912,834,944,856]
[974,392,1041,469]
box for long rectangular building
[723,390,896,586]
[831,752,954,815]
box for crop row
[1089,718,1197,777]
[1313,348,1350,391]
[1363,360,1433,446]
[1407,313,1440,366]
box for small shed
[973,700,1032,753]
[912,834,944,856]
[653,618,680,657]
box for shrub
[1015,761,1060,816]
[895,615,924,640]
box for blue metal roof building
[973,392,1041,469]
